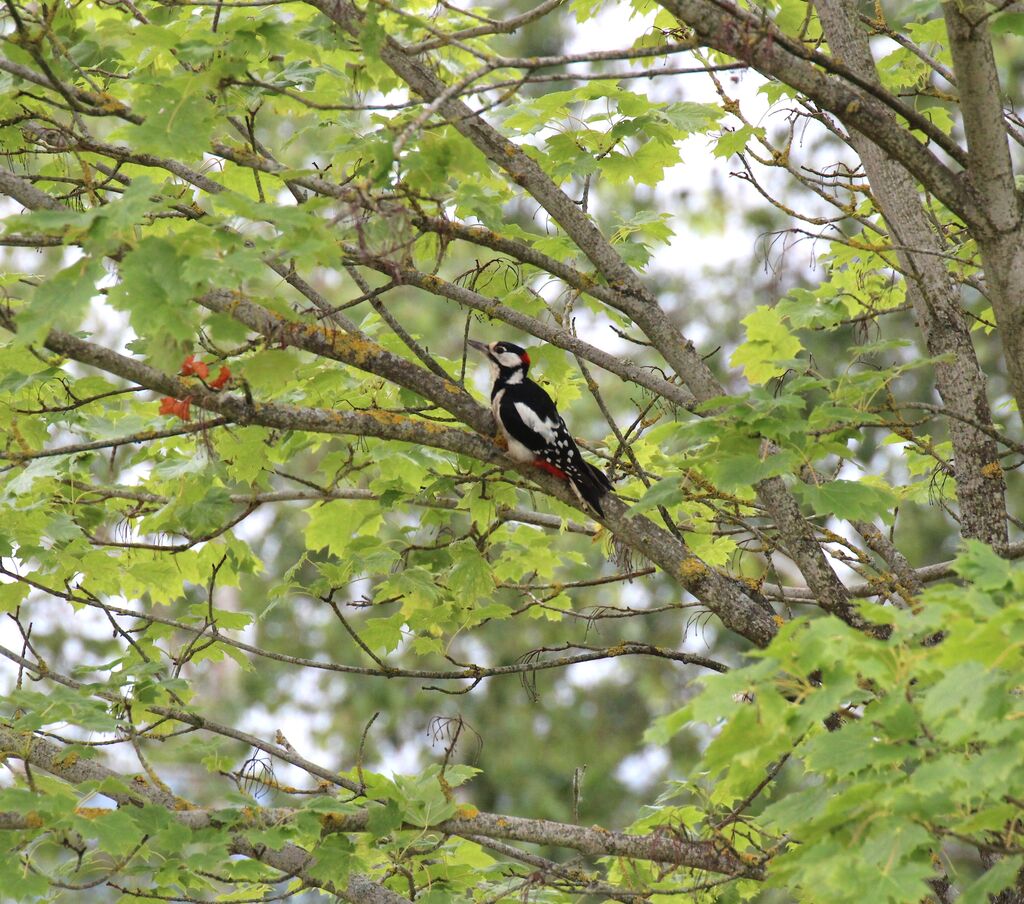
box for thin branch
[1,418,232,465]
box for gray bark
[655,0,977,223]
[0,723,759,881]
[0,726,409,904]
[943,0,1024,420]
[814,0,1008,547]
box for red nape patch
[533,459,568,480]
[521,352,530,366]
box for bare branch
[655,0,979,225]
[0,725,408,904]
[1,318,779,646]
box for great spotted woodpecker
[469,339,612,515]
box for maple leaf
[180,354,209,379]
[210,366,232,390]
[158,396,191,420]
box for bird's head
[468,339,531,383]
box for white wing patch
[514,402,559,444]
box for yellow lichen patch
[455,804,479,819]
[223,145,263,166]
[320,813,349,833]
[332,332,386,367]
[365,409,410,427]
[73,807,110,820]
[982,461,1003,479]
[301,320,330,342]
[52,751,79,769]
[679,558,708,580]
[438,774,454,802]
[819,527,848,547]
[772,614,786,627]
[24,812,44,829]
[173,799,196,810]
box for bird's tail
[573,462,612,516]
[587,461,613,493]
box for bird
[468,339,612,516]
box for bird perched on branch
[469,339,612,516]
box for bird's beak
[467,339,490,355]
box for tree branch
[0,726,410,904]
[1,317,778,646]
[339,253,697,410]
[655,0,979,226]
[0,725,761,880]
[942,0,1024,420]
[813,0,1008,547]
[305,0,726,406]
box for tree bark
[655,0,978,223]
[943,0,1024,420]
[813,0,1008,547]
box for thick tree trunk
[944,0,1024,421]
[813,0,1008,547]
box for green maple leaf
[730,305,804,384]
